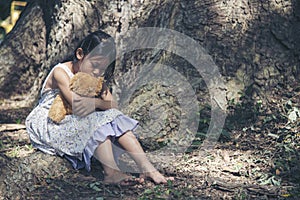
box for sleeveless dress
[25,63,138,171]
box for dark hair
[74,30,116,83]
[74,30,116,63]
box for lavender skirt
[65,115,138,171]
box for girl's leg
[94,137,137,184]
[118,131,174,184]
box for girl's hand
[72,93,96,117]
[100,99,118,110]
[99,87,118,109]
[96,97,118,110]
[72,92,118,117]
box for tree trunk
[0,0,298,104]
[0,1,45,100]
[0,0,104,104]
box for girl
[25,30,173,185]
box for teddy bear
[48,72,104,123]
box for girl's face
[79,55,109,77]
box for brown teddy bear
[48,72,104,123]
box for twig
[0,124,26,132]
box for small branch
[0,124,26,132]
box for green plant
[15,118,21,124]
[138,180,186,199]
[6,145,20,157]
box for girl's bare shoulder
[52,66,71,87]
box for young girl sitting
[25,30,173,185]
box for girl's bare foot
[103,171,143,186]
[141,170,174,184]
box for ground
[0,83,299,200]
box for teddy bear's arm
[48,94,72,123]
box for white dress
[25,63,138,171]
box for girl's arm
[73,88,118,116]
[53,67,73,105]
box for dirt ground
[0,83,299,200]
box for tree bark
[0,0,103,104]
[0,0,298,105]
[0,1,45,100]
